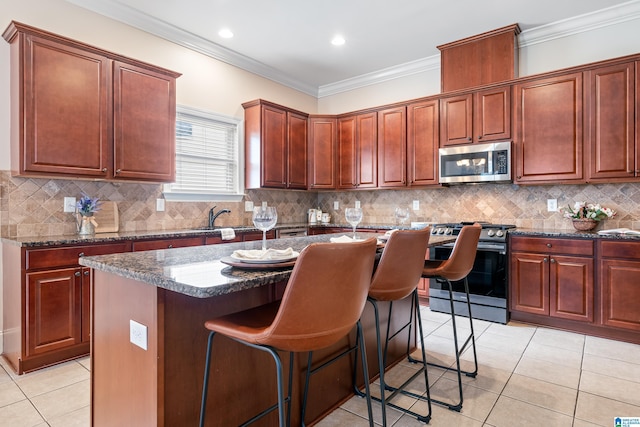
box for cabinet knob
[468,137,472,142]
[543,258,548,263]
[78,252,85,257]
[102,168,107,172]
[75,271,81,277]
[115,169,121,174]
[550,258,556,263]
[516,175,522,179]
[546,243,552,248]
[168,244,173,248]
[478,135,483,139]
[84,270,90,276]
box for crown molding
[519,0,640,47]
[66,0,640,98]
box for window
[164,105,243,201]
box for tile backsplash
[1,170,639,238]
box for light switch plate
[413,200,420,211]
[547,199,558,212]
[262,201,268,208]
[63,197,76,213]
[245,201,254,212]
[333,201,339,210]
[156,198,165,212]
[355,201,361,209]
[129,319,148,350]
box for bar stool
[421,223,481,411]
[354,228,433,425]
[199,238,378,427]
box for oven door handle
[436,242,506,254]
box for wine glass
[394,207,410,227]
[345,207,363,240]
[252,206,277,251]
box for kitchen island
[80,232,454,426]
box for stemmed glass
[252,206,278,251]
[345,207,363,240]
[394,207,410,227]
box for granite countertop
[80,233,456,299]
[509,228,640,241]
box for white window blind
[164,106,242,200]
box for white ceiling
[66,0,639,96]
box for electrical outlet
[413,200,420,211]
[245,201,254,212]
[129,320,148,350]
[355,200,361,209]
[547,199,558,212]
[262,201,268,208]
[333,201,339,210]
[156,198,165,212]
[63,197,76,213]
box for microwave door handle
[488,151,493,174]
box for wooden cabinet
[243,99,308,189]
[599,240,640,332]
[377,106,407,187]
[2,21,179,183]
[586,61,637,181]
[338,112,377,189]
[514,72,584,183]
[407,99,439,186]
[440,86,511,147]
[308,116,337,189]
[2,241,131,374]
[132,236,205,251]
[510,236,594,323]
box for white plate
[229,252,299,264]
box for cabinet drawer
[133,237,205,252]
[599,240,640,259]
[26,242,132,270]
[510,237,593,256]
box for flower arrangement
[560,202,616,221]
[76,194,101,217]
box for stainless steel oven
[428,222,514,324]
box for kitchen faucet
[208,206,231,229]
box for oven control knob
[496,230,505,237]
[431,228,438,235]
[437,228,445,235]
[445,228,452,235]
[487,229,496,237]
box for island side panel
[1,243,23,373]
[91,270,160,427]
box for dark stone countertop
[509,228,640,241]
[80,232,456,299]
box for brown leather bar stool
[199,238,378,427]
[354,228,433,426]
[421,223,481,411]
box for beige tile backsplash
[1,170,639,238]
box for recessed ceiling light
[218,28,234,39]
[331,35,345,46]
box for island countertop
[79,232,455,298]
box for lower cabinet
[510,236,594,323]
[599,240,640,332]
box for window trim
[163,105,245,202]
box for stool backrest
[260,238,378,352]
[369,228,431,301]
[438,223,482,281]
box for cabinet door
[600,258,640,331]
[587,62,636,180]
[377,107,406,188]
[308,117,337,189]
[26,268,82,356]
[474,86,511,142]
[81,268,91,343]
[514,73,583,183]
[549,255,594,322]
[259,105,287,188]
[509,252,549,315]
[407,99,439,186]
[20,34,109,177]
[113,61,176,182]
[440,93,473,146]
[337,116,357,189]
[356,112,378,188]
[286,112,308,189]
[241,230,276,241]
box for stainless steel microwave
[439,141,511,184]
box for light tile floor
[2,307,640,426]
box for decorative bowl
[572,218,598,231]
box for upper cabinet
[337,112,377,189]
[243,99,308,189]
[586,61,637,182]
[440,86,511,147]
[407,99,439,186]
[308,116,337,190]
[2,21,180,183]
[377,106,407,188]
[513,72,584,184]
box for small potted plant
[76,194,101,235]
[560,202,616,231]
